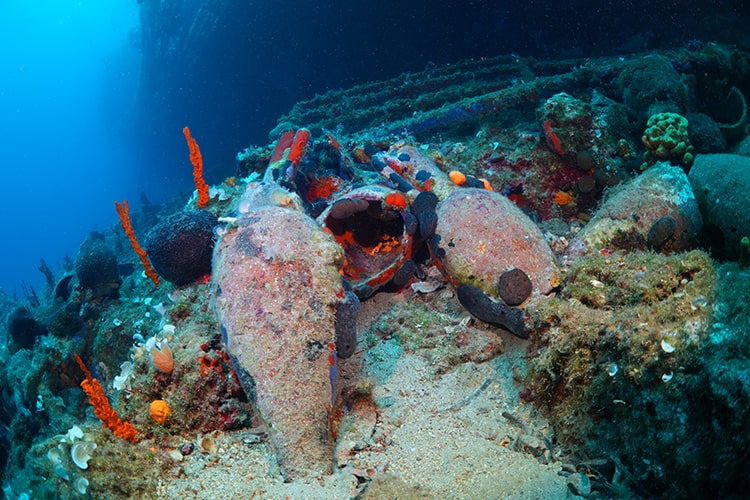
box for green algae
[523,249,718,496]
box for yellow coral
[641,112,694,170]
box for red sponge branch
[183,126,210,208]
[115,200,160,286]
[74,354,139,443]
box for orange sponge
[183,126,210,208]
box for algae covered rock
[6,306,47,353]
[74,233,119,298]
[686,112,727,153]
[537,92,595,158]
[567,163,701,256]
[617,55,687,118]
[688,153,750,260]
[212,203,344,480]
[523,249,717,497]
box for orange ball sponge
[449,170,466,186]
[150,399,171,424]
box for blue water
[0,1,140,295]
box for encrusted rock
[567,163,702,257]
[617,55,687,118]
[75,233,119,298]
[6,306,47,353]
[689,153,750,260]
[434,188,561,299]
[213,203,344,480]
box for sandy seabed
[158,290,572,499]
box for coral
[641,112,695,170]
[73,478,89,495]
[70,441,96,469]
[73,355,138,443]
[182,126,210,208]
[114,200,160,287]
[144,210,218,286]
[9,45,750,498]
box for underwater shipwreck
[3,42,750,499]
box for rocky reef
[3,43,750,499]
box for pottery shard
[567,163,701,257]
[435,188,560,299]
[212,205,344,480]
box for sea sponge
[497,268,533,306]
[145,210,218,285]
[150,399,171,424]
[147,338,174,374]
[456,284,527,338]
[6,306,47,353]
[74,232,120,298]
[641,112,694,170]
